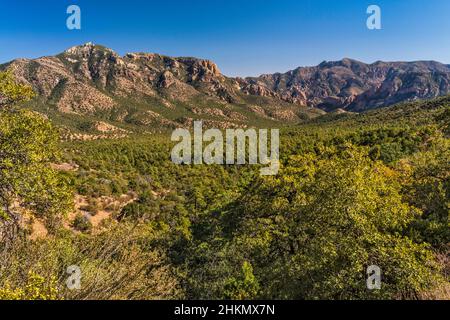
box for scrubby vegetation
[0,72,448,300]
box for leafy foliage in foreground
[196,145,441,299]
[0,74,72,239]
[0,71,34,108]
[0,71,448,300]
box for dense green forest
[0,72,448,300]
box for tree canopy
[0,72,72,241]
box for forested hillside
[0,71,448,300]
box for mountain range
[2,42,450,133]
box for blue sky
[0,0,449,76]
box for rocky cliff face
[246,58,450,111]
[2,43,323,131]
[2,43,450,132]
[4,43,240,114]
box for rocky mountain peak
[2,44,450,124]
[64,42,118,58]
[247,58,450,111]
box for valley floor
[1,96,449,300]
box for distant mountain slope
[0,43,322,132]
[2,43,450,134]
[247,58,450,112]
[307,94,450,130]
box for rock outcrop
[246,58,450,111]
[2,43,449,131]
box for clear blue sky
[1,0,449,76]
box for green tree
[0,71,72,240]
[0,272,59,300]
[0,71,34,109]
[400,136,450,248]
[225,144,442,299]
[224,261,260,300]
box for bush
[71,214,92,233]
[0,272,59,300]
